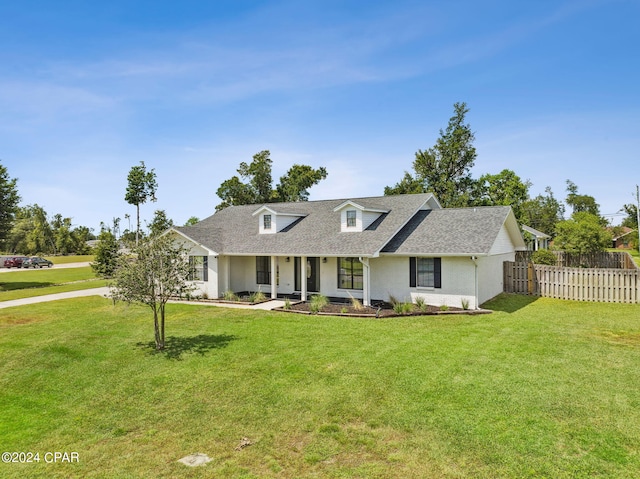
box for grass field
[0,267,106,301]
[43,255,94,265]
[1,294,639,478]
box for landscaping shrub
[309,294,328,313]
[223,290,239,301]
[249,290,266,303]
[531,249,557,265]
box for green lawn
[628,249,640,267]
[43,255,94,265]
[1,295,639,478]
[0,267,106,301]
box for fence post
[527,262,534,295]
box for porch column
[224,256,231,295]
[300,256,307,301]
[270,256,277,299]
[360,257,371,307]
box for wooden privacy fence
[515,251,637,269]
[504,262,640,304]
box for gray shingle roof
[381,206,514,255]
[174,195,519,257]
[175,194,434,256]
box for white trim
[165,228,218,255]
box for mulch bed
[280,302,488,317]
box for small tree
[147,209,174,237]
[91,229,120,278]
[0,160,20,249]
[554,212,612,254]
[110,234,194,351]
[125,161,158,245]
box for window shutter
[203,256,209,282]
[434,257,441,288]
[409,257,416,287]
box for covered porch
[219,255,373,306]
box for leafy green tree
[565,180,600,217]
[520,187,565,237]
[91,229,120,278]
[473,169,531,221]
[184,216,200,226]
[621,203,638,230]
[554,212,612,254]
[110,234,195,351]
[216,150,328,210]
[51,214,76,255]
[383,171,424,196]
[275,164,328,202]
[71,226,94,255]
[125,161,158,244]
[0,161,20,249]
[385,102,477,207]
[148,209,174,237]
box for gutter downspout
[359,257,371,307]
[471,256,479,310]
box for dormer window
[333,200,389,233]
[346,210,356,228]
[253,205,307,234]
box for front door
[295,257,320,293]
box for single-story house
[611,227,637,249]
[169,193,526,310]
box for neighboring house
[169,193,526,310]
[611,227,637,249]
[522,225,551,251]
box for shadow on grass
[137,334,238,360]
[0,281,55,292]
[482,293,539,313]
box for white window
[263,214,272,230]
[346,210,356,227]
[188,256,208,281]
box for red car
[3,256,29,268]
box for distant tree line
[383,102,638,253]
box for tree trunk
[136,203,140,245]
[153,308,163,350]
[160,303,166,350]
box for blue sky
[1,0,638,232]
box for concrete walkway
[0,287,287,311]
[0,287,111,309]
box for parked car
[3,256,29,268]
[22,257,54,268]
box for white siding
[362,211,381,230]
[477,252,514,304]
[340,209,361,231]
[489,224,514,255]
[370,256,478,309]
[275,215,301,232]
[258,213,276,234]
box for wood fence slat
[503,261,640,304]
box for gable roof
[173,194,525,257]
[175,194,435,257]
[381,206,524,255]
[522,224,551,239]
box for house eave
[166,228,218,256]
